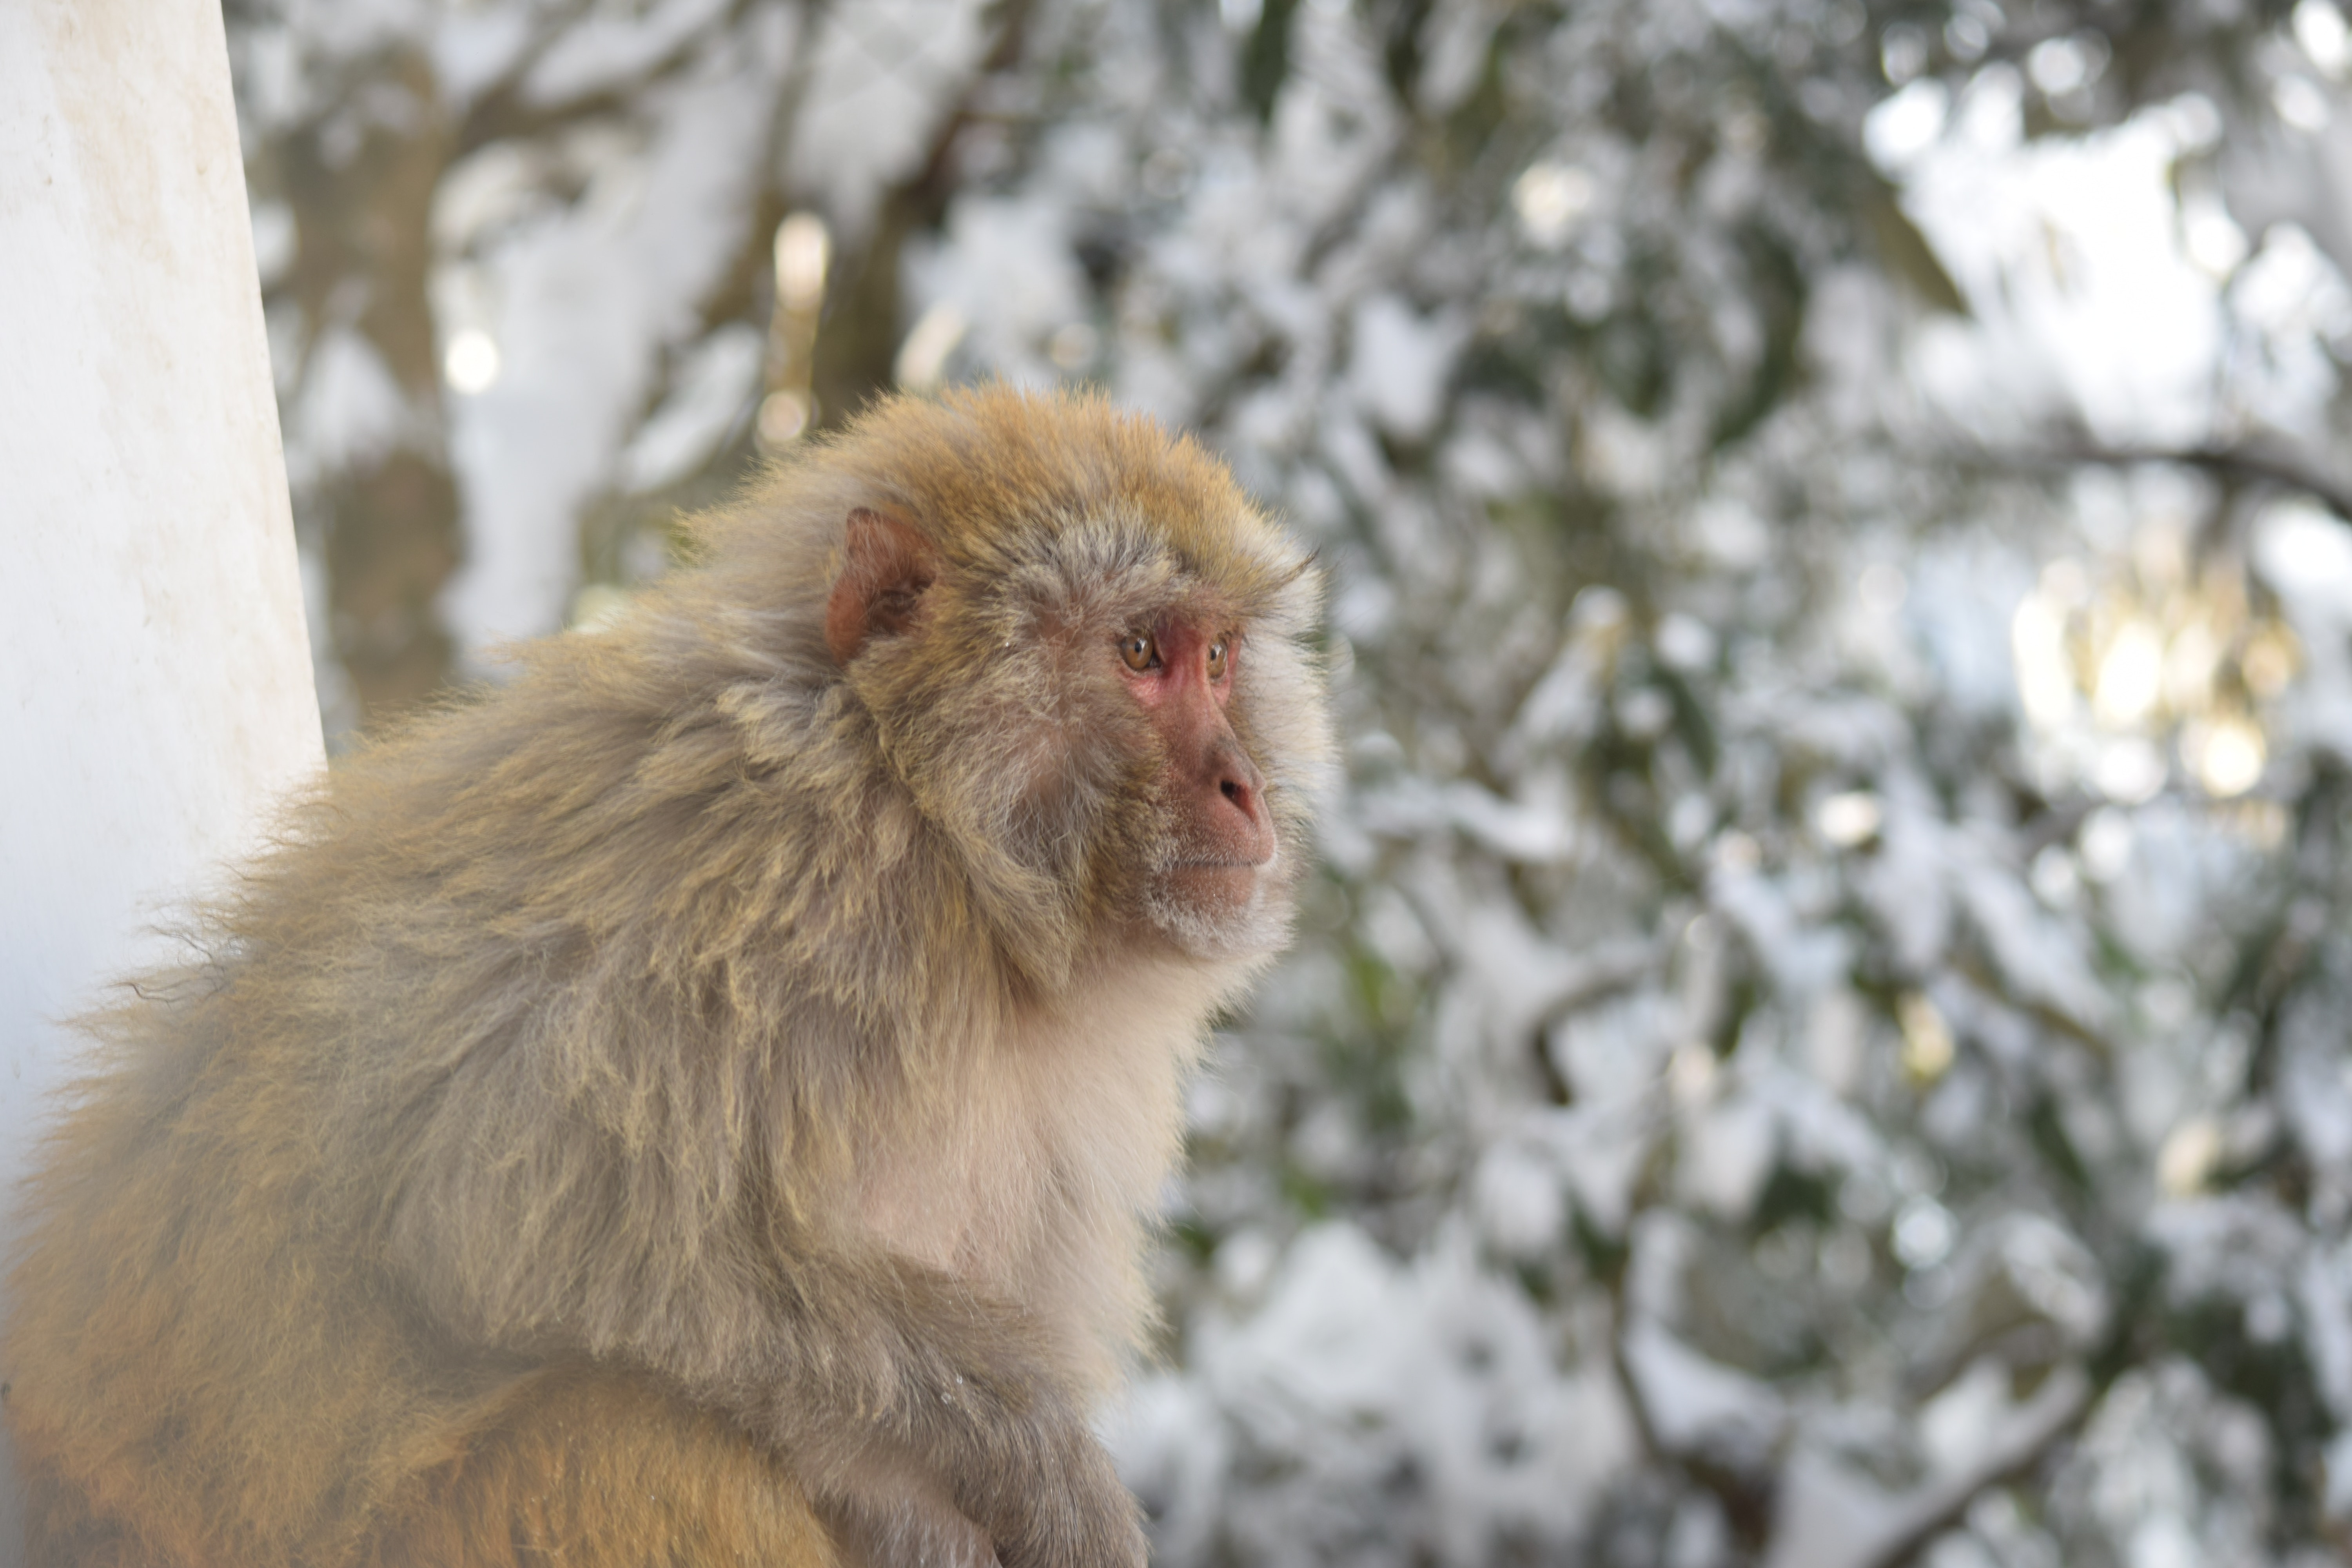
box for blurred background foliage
[225,0,2352,1561]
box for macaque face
[828,498,1320,970]
[1114,614,1277,931]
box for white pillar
[0,4,325,1559]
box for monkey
[2,385,1333,1568]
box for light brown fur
[3,387,1332,1566]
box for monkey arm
[373,1048,1143,1568]
[723,1241,1147,1568]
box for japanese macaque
[3,387,1332,1568]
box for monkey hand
[966,1399,1146,1568]
[813,1443,1002,1568]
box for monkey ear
[825,508,939,664]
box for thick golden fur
[3,387,1332,1566]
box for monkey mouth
[1167,854,1272,876]
[1163,858,1274,908]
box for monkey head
[785,389,1333,978]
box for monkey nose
[1208,741,1275,863]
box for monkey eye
[1120,631,1160,672]
[1205,639,1230,681]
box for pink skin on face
[1117,620,1274,904]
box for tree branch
[1759,1364,2092,1568]
[1973,437,2352,526]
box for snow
[441,33,785,653]
[1112,1223,1639,1564]
[287,333,405,489]
[431,6,534,109]
[1470,1139,1566,1256]
[616,324,764,494]
[2256,499,2352,626]
[1620,1317,1784,1459]
[786,0,991,244]
[524,0,735,106]
[1884,76,2230,446]
[903,195,1090,389]
[1347,294,1466,443]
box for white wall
[0,2,324,1558]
